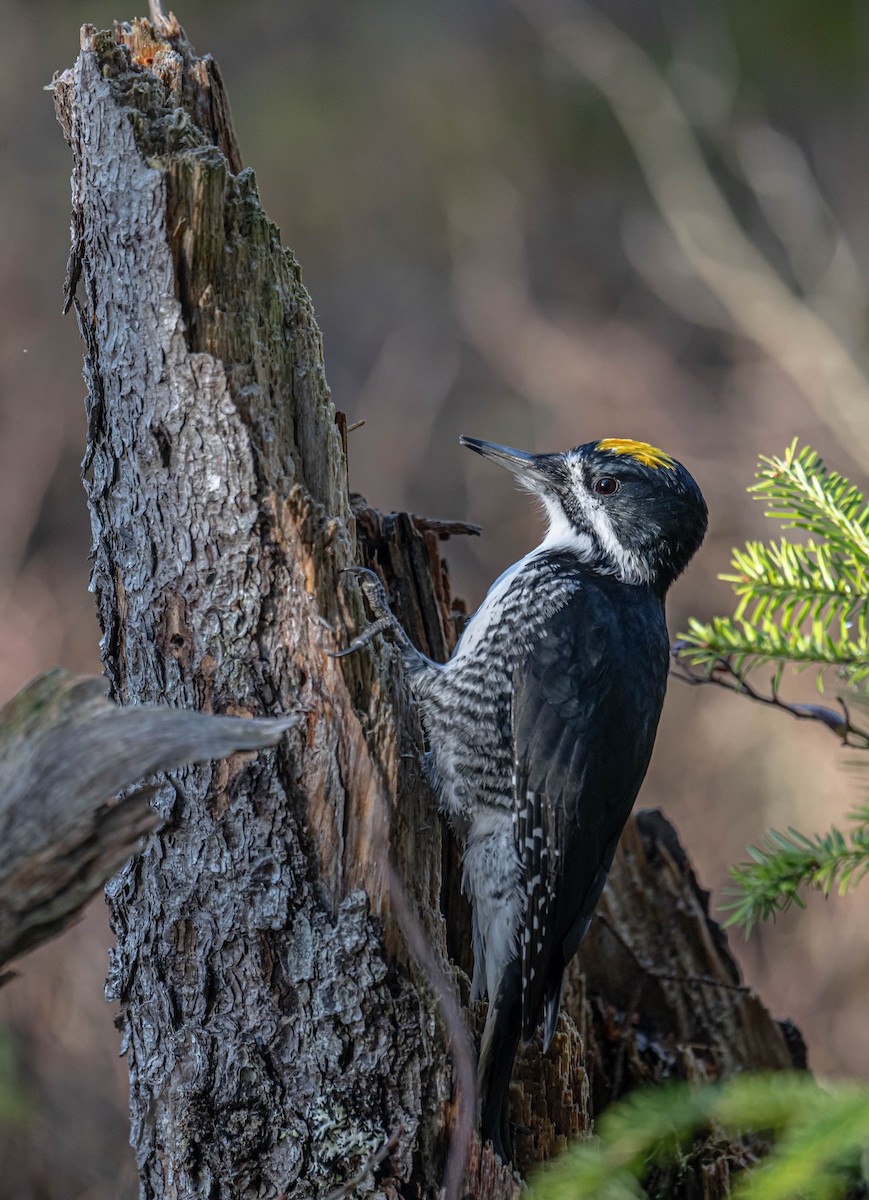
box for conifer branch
[677,441,869,683]
[721,806,869,935]
[670,651,869,748]
[674,441,869,933]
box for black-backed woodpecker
[335,436,707,1161]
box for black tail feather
[478,958,523,1162]
[541,968,564,1052]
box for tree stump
[51,11,804,1197]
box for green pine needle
[675,442,869,933]
[722,805,869,935]
[678,441,869,683]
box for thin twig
[594,912,750,996]
[387,863,476,1200]
[670,648,869,749]
[322,1127,403,1200]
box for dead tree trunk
[54,14,472,1197]
[53,11,804,1199]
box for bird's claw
[327,616,393,659]
[328,566,395,658]
[339,566,391,619]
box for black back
[511,568,670,1041]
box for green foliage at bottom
[529,1074,869,1200]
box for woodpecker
[334,435,707,1161]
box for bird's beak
[460,436,555,487]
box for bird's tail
[478,957,523,1162]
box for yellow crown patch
[597,438,674,470]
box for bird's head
[460,435,707,592]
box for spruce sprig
[679,440,869,683]
[681,613,869,680]
[751,441,869,556]
[675,444,869,931]
[722,805,869,935]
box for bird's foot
[328,567,401,658]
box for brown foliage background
[2,1,869,1195]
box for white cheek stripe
[562,461,652,585]
[538,498,596,560]
[584,497,651,584]
[538,497,650,586]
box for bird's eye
[594,476,620,496]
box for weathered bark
[54,15,460,1197]
[52,12,804,1199]
[0,668,295,974]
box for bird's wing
[512,583,667,1045]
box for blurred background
[3,0,869,1194]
